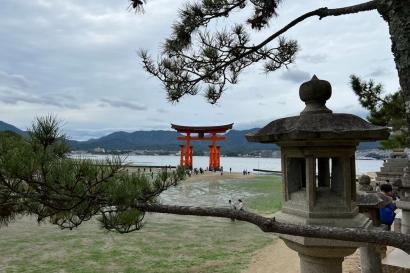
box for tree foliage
[133,0,379,103]
[0,116,185,232]
[138,0,298,103]
[350,75,407,149]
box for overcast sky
[0,0,400,140]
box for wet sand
[183,171,257,183]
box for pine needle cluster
[350,75,407,149]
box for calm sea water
[77,154,383,175]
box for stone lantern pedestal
[381,166,410,273]
[247,75,389,273]
[356,192,385,273]
[285,240,356,273]
[397,185,410,236]
[397,200,410,234]
[398,166,410,234]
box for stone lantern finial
[299,75,332,114]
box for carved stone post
[357,192,385,273]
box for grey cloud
[147,117,165,122]
[0,69,80,108]
[234,119,274,130]
[0,87,80,109]
[280,69,311,84]
[100,98,147,111]
[299,54,327,64]
[366,67,388,78]
[337,105,368,119]
[157,108,168,113]
[0,70,31,89]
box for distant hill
[0,121,27,136]
[70,128,381,153]
[70,129,278,154]
[358,142,382,150]
[0,120,381,153]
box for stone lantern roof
[246,75,389,143]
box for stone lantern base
[275,210,372,273]
[284,240,356,273]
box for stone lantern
[247,75,389,273]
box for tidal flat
[0,175,282,273]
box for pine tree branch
[135,202,410,254]
[140,1,380,103]
[202,0,379,83]
[350,75,389,108]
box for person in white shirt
[238,199,244,211]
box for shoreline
[183,171,265,183]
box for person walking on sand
[228,200,236,221]
[238,199,244,211]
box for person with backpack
[378,183,397,229]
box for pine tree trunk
[378,0,410,142]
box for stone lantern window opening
[283,147,357,214]
[316,157,331,189]
[285,157,306,198]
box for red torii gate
[171,123,233,170]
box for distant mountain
[70,128,381,153]
[358,142,382,150]
[0,121,27,136]
[70,129,279,154]
[0,120,381,152]
[71,130,181,151]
